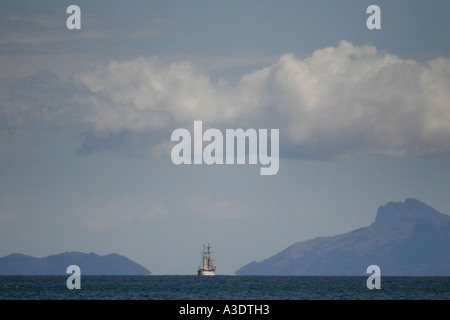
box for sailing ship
[197,244,216,276]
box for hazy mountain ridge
[236,198,450,276]
[0,251,151,275]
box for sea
[1,275,448,300]
[1,276,448,318]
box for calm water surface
[0,276,449,300]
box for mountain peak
[373,198,450,226]
[236,198,450,275]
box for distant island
[0,251,151,275]
[236,198,450,276]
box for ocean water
[0,276,449,300]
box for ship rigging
[197,244,216,276]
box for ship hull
[198,269,215,276]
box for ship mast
[206,244,214,269]
[200,243,215,270]
[202,244,208,269]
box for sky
[0,0,449,275]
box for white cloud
[74,57,238,130]
[7,41,449,160]
[235,41,450,158]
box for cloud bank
[72,41,450,159]
[3,41,449,160]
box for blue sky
[0,1,449,274]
